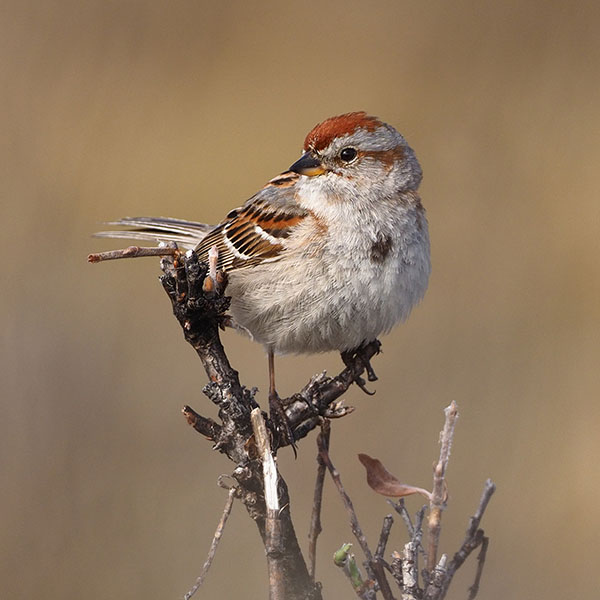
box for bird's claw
[340,341,381,394]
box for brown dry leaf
[358,453,432,500]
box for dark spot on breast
[370,233,393,263]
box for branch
[87,245,178,262]
[317,434,375,575]
[387,499,414,539]
[426,401,458,572]
[182,405,222,440]
[161,249,378,455]
[157,250,321,600]
[308,420,330,580]
[442,479,496,597]
[283,341,381,444]
[251,408,286,600]
[318,434,394,598]
[424,554,448,600]
[374,515,394,562]
[467,535,489,600]
[91,244,494,600]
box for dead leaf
[358,453,432,500]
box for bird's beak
[288,152,326,177]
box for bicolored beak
[288,152,326,176]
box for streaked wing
[196,171,307,271]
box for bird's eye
[339,147,358,163]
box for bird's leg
[268,347,277,401]
[267,348,297,453]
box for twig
[426,401,459,571]
[370,557,396,600]
[467,536,489,600]
[372,515,397,599]
[442,479,496,596]
[387,499,414,538]
[182,405,222,440]
[251,408,285,600]
[87,245,178,262]
[412,505,426,550]
[463,479,495,544]
[183,486,237,599]
[318,436,396,598]
[283,340,382,443]
[317,435,375,578]
[375,515,394,561]
[423,553,448,600]
[308,420,330,579]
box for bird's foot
[159,248,230,337]
[341,340,382,395]
[268,391,297,456]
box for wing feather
[93,171,308,270]
[95,216,212,250]
[195,172,308,272]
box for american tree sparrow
[98,112,430,437]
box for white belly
[227,212,430,354]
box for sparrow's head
[289,112,422,194]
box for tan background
[2,1,599,598]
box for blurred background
[2,1,599,598]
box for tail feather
[94,216,213,250]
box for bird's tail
[94,216,213,250]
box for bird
[97,112,431,439]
